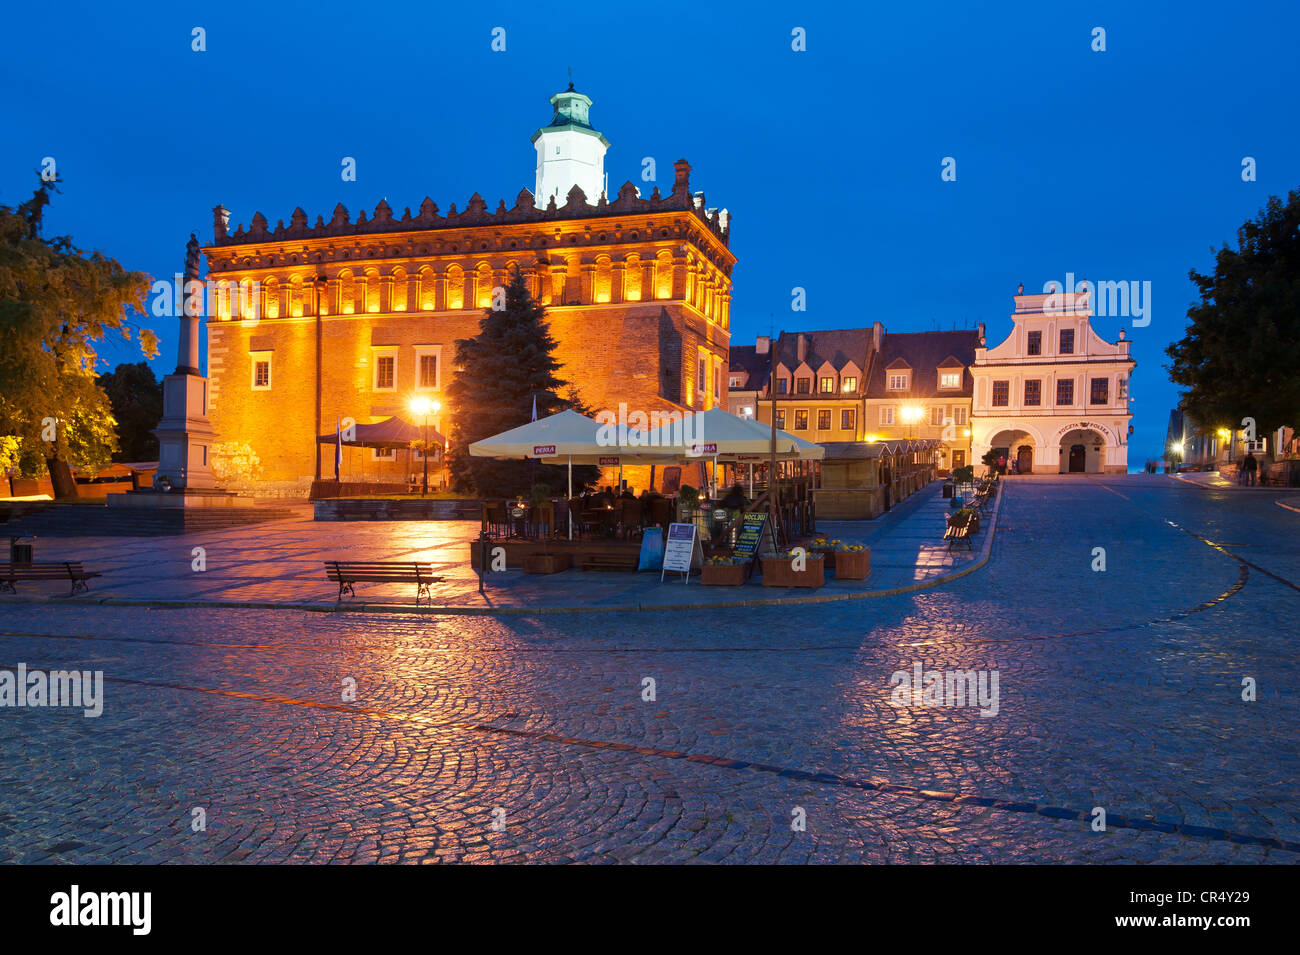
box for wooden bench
[578,552,641,572]
[0,561,101,596]
[943,513,974,551]
[324,561,443,606]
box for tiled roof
[866,330,980,398]
[728,345,770,392]
[770,329,874,378]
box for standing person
[1244,451,1258,486]
[997,454,1007,476]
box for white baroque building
[971,285,1135,474]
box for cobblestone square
[2,475,1297,863]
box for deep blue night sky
[3,0,1297,467]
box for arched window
[262,277,279,319]
[364,269,380,313]
[418,267,434,310]
[288,275,304,317]
[623,254,642,301]
[474,263,493,309]
[446,265,464,309]
[593,255,612,303]
[654,252,673,300]
[338,270,356,314]
[391,267,407,312]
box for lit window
[774,410,786,430]
[418,353,438,389]
[251,352,272,391]
[817,409,831,430]
[794,410,809,430]
[820,377,835,394]
[939,371,961,389]
[373,352,396,392]
[841,376,857,393]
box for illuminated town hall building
[201,85,734,491]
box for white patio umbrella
[631,408,824,497]
[469,409,678,538]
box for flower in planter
[772,550,825,561]
[705,554,746,566]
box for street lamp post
[409,396,441,496]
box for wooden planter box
[523,553,571,574]
[761,555,825,588]
[832,549,870,580]
[701,562,747,586]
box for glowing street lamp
[900,405,924,440]
[409,395,441,495]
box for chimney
[977,322,986,345]
[872,321,883,353]
[796,333,808,363]
[213,204,230,242]
[755,335,770,354]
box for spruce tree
[446,267,597,496]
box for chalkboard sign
[661,522,702,583]
[733,511,769,563]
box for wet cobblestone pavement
[1,475,1297,863]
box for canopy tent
[314,416,446,487]
[314,416,446,449]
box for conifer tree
[445,267,597,495]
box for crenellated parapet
[210,160,729,251]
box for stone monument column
[152,234,219,491]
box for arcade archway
[1057,428,1105,473]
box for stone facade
[972,286,1135,474]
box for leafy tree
[445,267,597,495]
[0,179,156,496]
[97,361,163,462]
[1166,190,1300,437]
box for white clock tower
[531,83,610,208]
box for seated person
[720,483,747,510]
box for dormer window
[819,376,835,394]
[888,373,909,391]
[841,376,857,393]
[939,371,961,389]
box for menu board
[661,522,702,582]
[733,512,774,571]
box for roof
[866,329,980,398]
[770,329,874,380]
[819,439,943,459]
[728,345,770,392]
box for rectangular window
[1024,380,1042,406]
[794,410,809,430]
[1057,379,1074,405]
[930,406,945,426]
[939,371,961,389]
[888,373,908,391]
[1059,329,1074,354]
[992,380,1009,407]
[954,407,967,426]
[881,406,895,425]
[820,377,835,394]
[841,408,855,431]
[796,377,811,395]
[251,352,271,391]
[1090,377,1109,405]
[817,409,831,430]
[418,354,437,389]
[372,446,395,460]
[1117,378,1128,401]
[374,354,396,391]
[776,377,789,395]
[698,355,707,406]
[1027,330,1042,355]
[774,410,786,430]
[730,375,742,388]
[841,376,857,393]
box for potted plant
[949,507,979,535]
[761,550,826,588]
[831,541,870,580]
[701,553,748,586]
